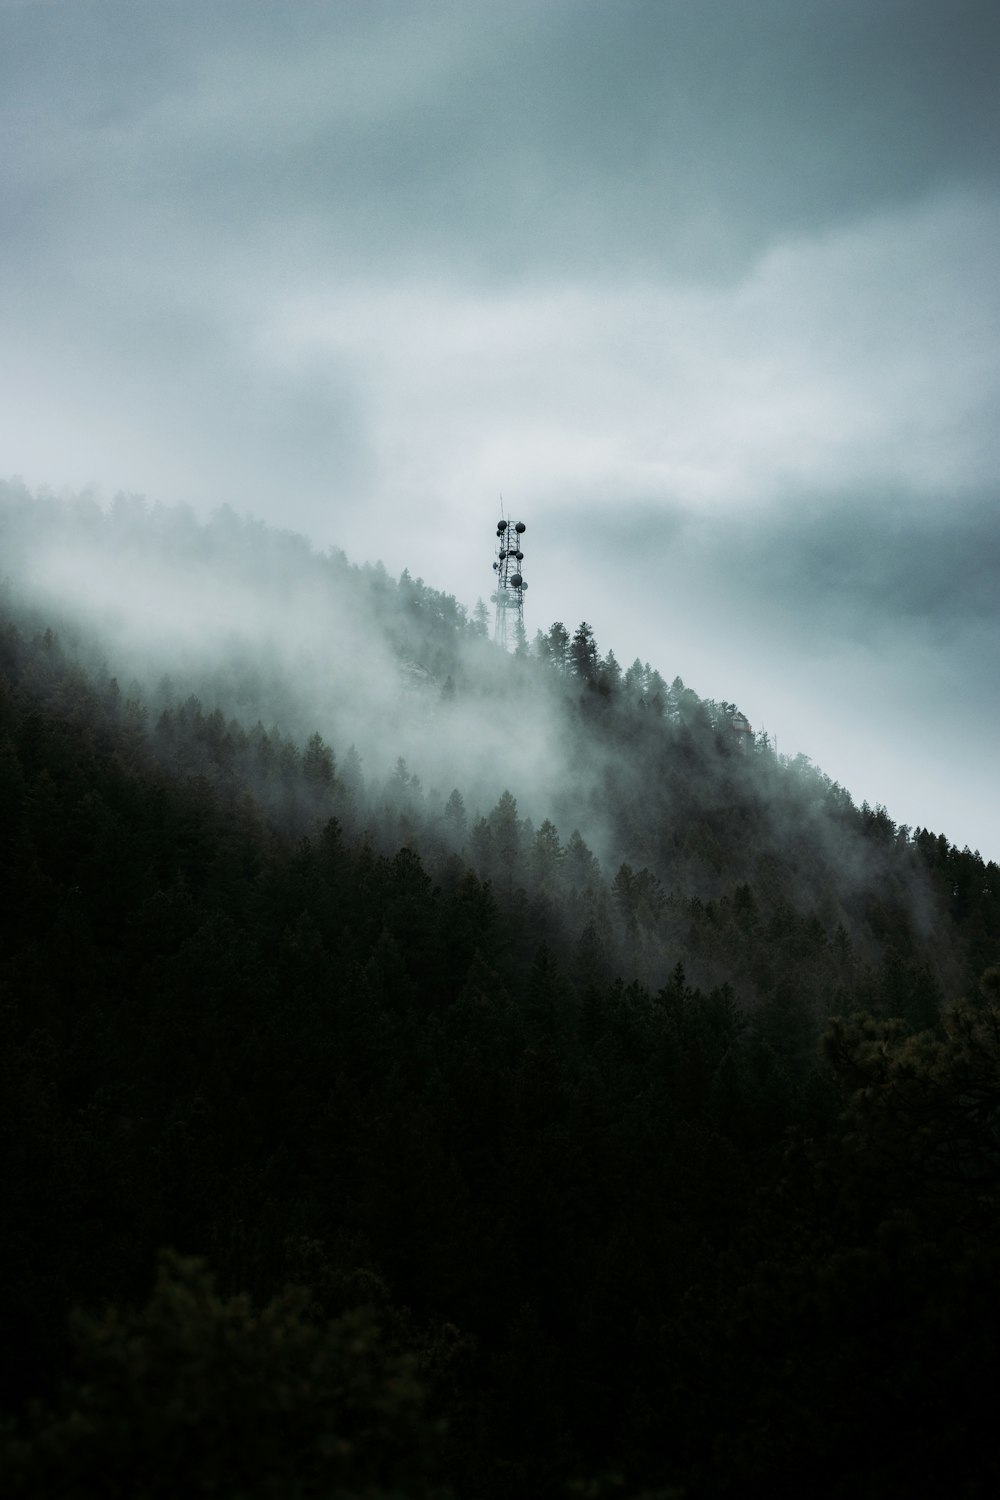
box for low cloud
[582,490,1000,644]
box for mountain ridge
[2,478,999,1497]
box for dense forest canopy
[2,480,998,1497]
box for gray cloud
[748,497,1000,638]
[4,1,998,282]
[587,493,1000,641]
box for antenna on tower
[490,502,528,651]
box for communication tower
[491,507,527,650]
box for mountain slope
[2,481,999,1498]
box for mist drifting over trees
[2,480,999,1498]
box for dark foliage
[1,489,998,1497]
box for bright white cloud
[264,190,998,540]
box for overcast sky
[2,0,998,857]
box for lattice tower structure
[491,513,527,650]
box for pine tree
[570,622,599,684]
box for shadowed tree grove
[1,486,998,1497]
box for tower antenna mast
[490,502,527,650]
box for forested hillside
[2,482,999,1497]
